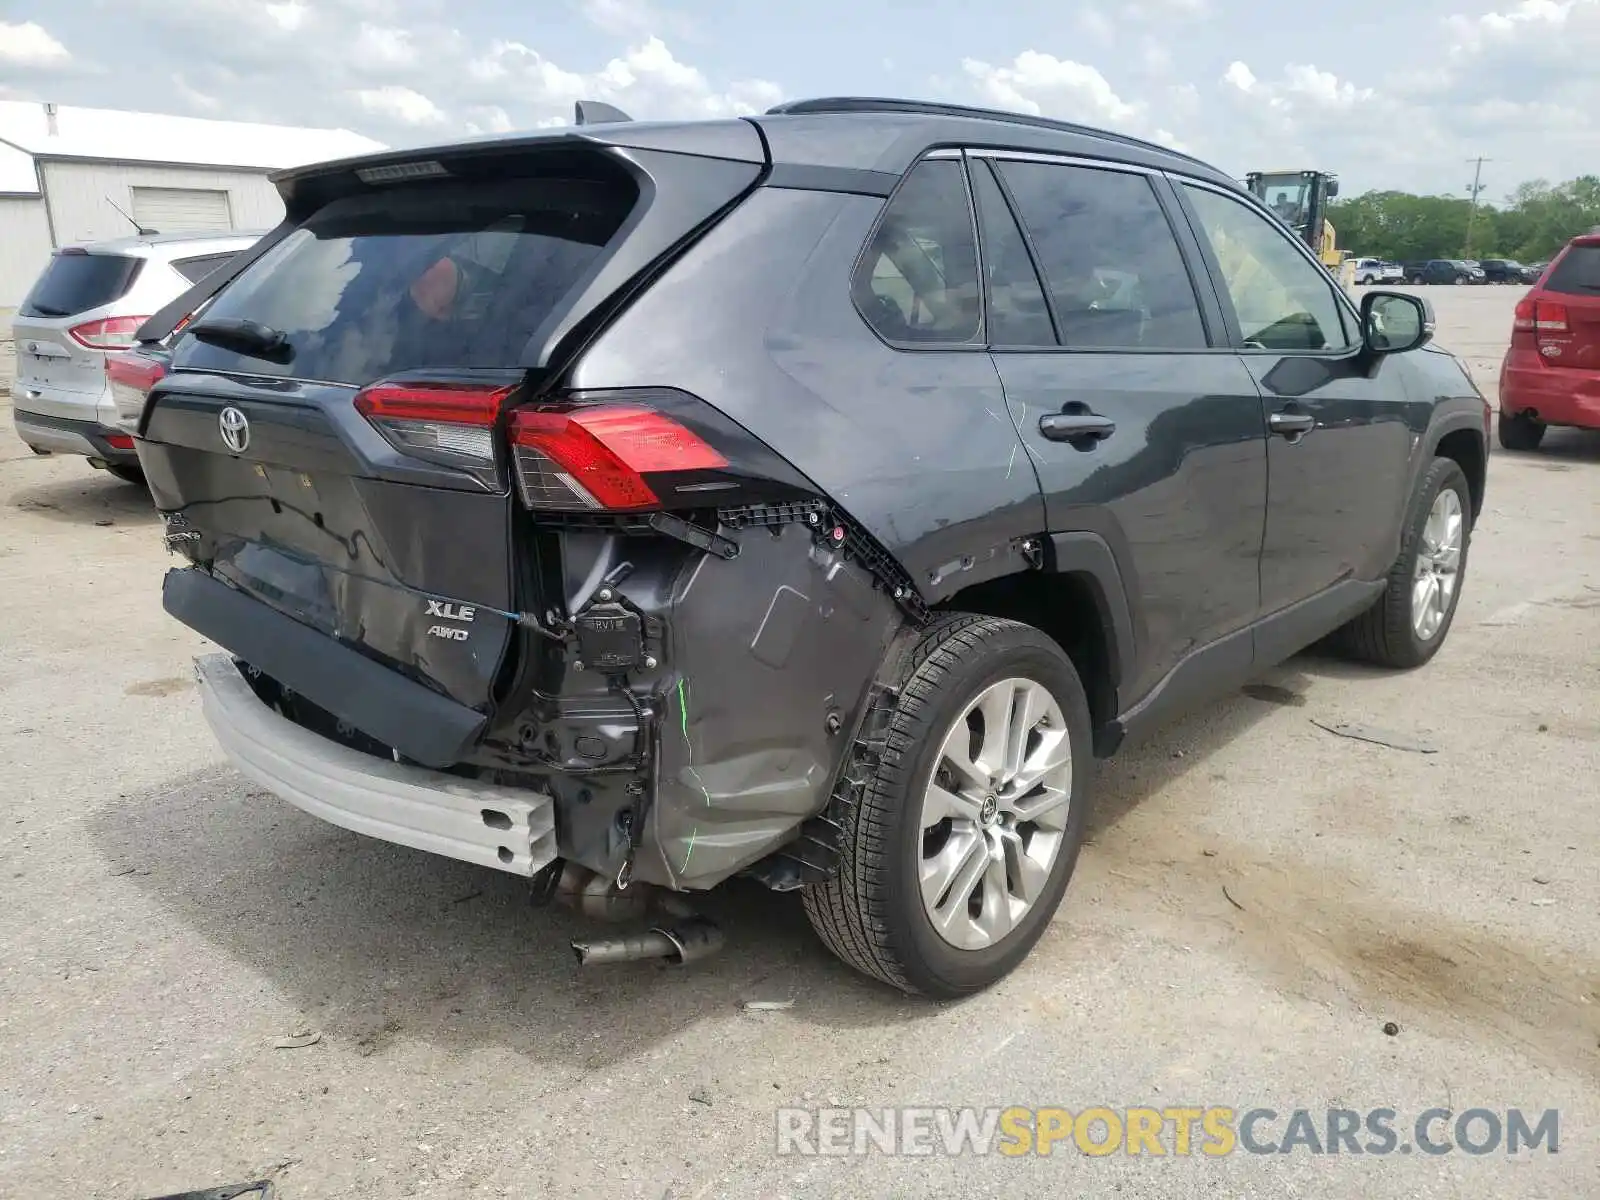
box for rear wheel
[1497,411,1546,452]
[803,614,1092,997]
[105,464,146,485]
[1336,457,1471,669]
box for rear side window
[996,160,1208,351]
[172,177,636,384]
[171,253,240,284]
[853,159,982,345]
[1544,245,1600,295]
[20,252,144,318]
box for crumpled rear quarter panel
[650,522,901,889]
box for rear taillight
[508,405,728,512]
[105,352,168,429]
[354,381,514,473]
[1512,297,1569,357]
[69,316,152,350]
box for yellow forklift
[1245,169,1355,289]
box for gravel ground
[1,284,1596,1199]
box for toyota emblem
[218,406,250,454]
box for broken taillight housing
[105,351,169,431]
[354,380,515,478]
[508,404,729,512]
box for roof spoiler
[574,100,633,126]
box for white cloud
[465,35,781,121]
[352,85,447,125]
[463,105,515,135]
[1077,7,1116,41]
[0,21,71,67]
[352,23,418,69]
[580,0,695,40]
[264,1,310,32]
[1222,61,1256,92]
[962,52,1143,128]
[1447,0,1575,53]
[172,74,221,112]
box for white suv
[11,230,261,483]
[1352,257,1403,285]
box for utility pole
[1463,156,1491,256]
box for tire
[1335,457,1471,669]
[1409,275,1424,285]
[803,614,1094,997]
[105,464,146,485]
[1498,411,1546,452]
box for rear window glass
[171,253,240,284]
[20,252,144,318]
[1544,245,1600,295]
[171,178,636,384]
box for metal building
[0,100,385,309]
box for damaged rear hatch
[137,136,765,767]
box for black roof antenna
[106,195,158,237]
[574,100,633,126]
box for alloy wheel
[1412,487,1464,641]
[916,677,1074,951]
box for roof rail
[764,97,1214,171]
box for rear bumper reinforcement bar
[195,653,557,877]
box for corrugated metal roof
[0,101,386,194]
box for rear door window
[171,177,637,384]
[995,160,1208,351]
[853,158,983,345]
[20,252,144,318]
[1544,245,1600,296]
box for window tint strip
[970,158,1058,348]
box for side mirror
[1326,179,1340,199]
[1361,291,1434,355]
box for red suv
[1499,232,1600,450]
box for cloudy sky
[2,0,1596,198]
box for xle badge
[425,599,475,642]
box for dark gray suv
[122,98,1490,996]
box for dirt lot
[2,285,1596,1199]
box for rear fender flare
[1414,403,1490,521]
[1047,531,1136,701]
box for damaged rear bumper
[195,653,558,877]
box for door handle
[1268,410,1316,438]
[1039,411,1116,444]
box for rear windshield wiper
[188,317,293,363]
[28,304,70,317]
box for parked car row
[10,231,259,482]
[1387,258,1541,285]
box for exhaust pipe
[571,916,724,967]
[554,861,652,922]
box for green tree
[1329,174,1600,263]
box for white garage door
[129,186,234,234]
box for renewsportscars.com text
[775,1106,1560,1158]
